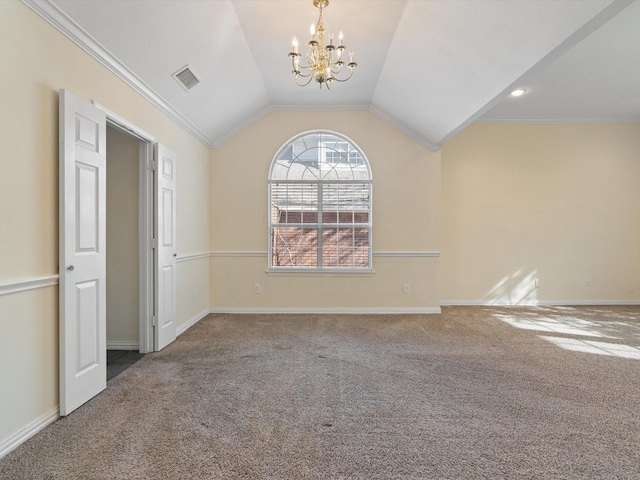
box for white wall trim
[21,0,214,147]
[210,307,441,315]
[176,252,211,263]
[368,105,440,152]
[267,269,375,277]
[212,106,273,148]
[209,251,440,259]
[373,251,440,257]
[106,341,139,350]
[271,104,370,112]
[95,102,155,142]
[441,300,640,307]
[0,275,59,296]
[177,309,210,336]
[475,118,640,125]
[210,251,267,258]
[0,407,59,459]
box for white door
[154,144,177,350]
[59,89,107,416]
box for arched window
[269,131,372,271]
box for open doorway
[99,104,157,359]
[105,125,145,379]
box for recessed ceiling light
[510,88,527,97]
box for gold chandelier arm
[294,74,315,87]
[328,64,356,83]
[290,53,312,72]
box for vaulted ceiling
[28,0,640,150]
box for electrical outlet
[254,283,262,294]
[402,283,410,294]
[534,279,540,288]
[585,277,591,287]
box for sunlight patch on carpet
[495,314,614,338]
[540,335,640,359]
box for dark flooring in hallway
[107,350,144,381]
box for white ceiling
[33,0,640,150]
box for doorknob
[173,253,177,257]
[67,265,75,271]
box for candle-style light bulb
[339,31,344,45]
[349,50,354,62]
[310,23,316,36]
[329,31,334,44]
[292,36,299,53]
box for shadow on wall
[483,269,538,305]
[492,306,640,360]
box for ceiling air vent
[172,65,200,91]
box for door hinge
[152,316,156,327]
[150,160,156,171]
[152,237,156,249]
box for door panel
[75,280,99,373]
[75,163,99,251]
[154,144,177,351]
[160,265,174,328]
[59,89,107,416]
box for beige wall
[441,123,640,304]
[210,110,441,311]
[0,1,209,452]
[7,0,639,460]
[106,126,139,347]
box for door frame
[94,102,156,354]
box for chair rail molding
[0,275,59,296]
[176,252,212,263]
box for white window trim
[268,130,373,273]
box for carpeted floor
[2,306,640,479]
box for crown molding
[367,106,440,152]
[211,105,274,148]
[270,103,370,112]
[474,118,640,125]
[21,0,215,147]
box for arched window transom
[268,131,372,271]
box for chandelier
[288,0,357,89]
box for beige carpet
[2,306,640,479]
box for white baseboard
[106,341,139,350]
[177,308,210,336]
[0,407,59,459]
[440,300,640,306]
[209,307,441,314]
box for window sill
[267,269,375,277]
